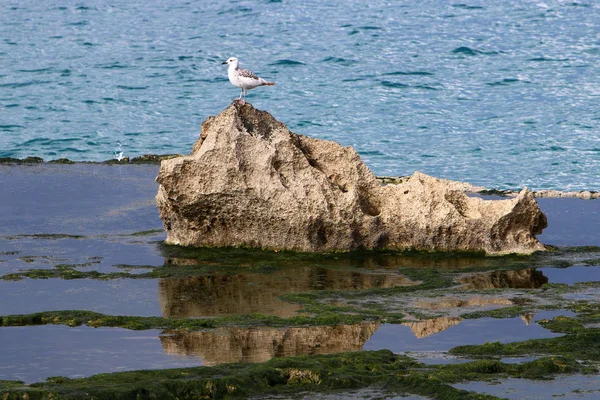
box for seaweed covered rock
[156,102,547,255]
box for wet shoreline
[1,163,599,398]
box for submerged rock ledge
[155,102,548,255]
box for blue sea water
[1,0,599,191]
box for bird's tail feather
[263,81,275,86]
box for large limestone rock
[156,102,547,255]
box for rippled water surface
[2,0,599,190]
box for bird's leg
[237,89,244,104]
[238,89,246,105]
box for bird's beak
[222,61,228,64]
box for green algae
[560,246,600,254]
[567,302,600,327]
[129,154,182,163]
[0,154,182,166]
[48,158,76,164]
[2,163,599,399]
[128,229,165,236]
[3,247,595,333]
[1,268,130,281]
[1,239,599,398]
[1,350,594,400]
[2,243,598,285]
[477,189,514,197]
[460,306,529,320]
[0,310,375,330]
[450,300,600,363]
[3,233,85,240]
[537,316,585,333]
[0,273,597,398]
[0,350,511,400]
[113,263,155,270]
[0,380,26,390]
[430,356,589,382]
[156,242,529,270]
[0,156,43,164]
[449,327,600,362]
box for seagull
[222,57,275,105]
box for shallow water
[159,267,414,318]
[412,354,537,366]
[0,325,200,384]
[454,374,600,400]
[0,266,414,317]
[0,164,161,236]
[536,198,600,247]
[0,235,164,274]
[0,311,571,383]
[363,311,573,354]
[2,1,600,190]
[258,389,428,400]
[540,265,600,285]
[160,323,379,366]
[1,164,596,246]
[0,164,598,387]
[0,278,162,316]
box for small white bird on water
[222,57,275,105]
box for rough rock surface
[156,102,548,255]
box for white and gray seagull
[222,57,275,105]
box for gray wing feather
[238,68,260,80]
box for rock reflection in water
[160,323,379,365]
[403,317,463,338]
[458,268,548,289]
[326,254,498,270]
[414,296,513,310]
[521,313,534,325]
[160,266,413,318]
